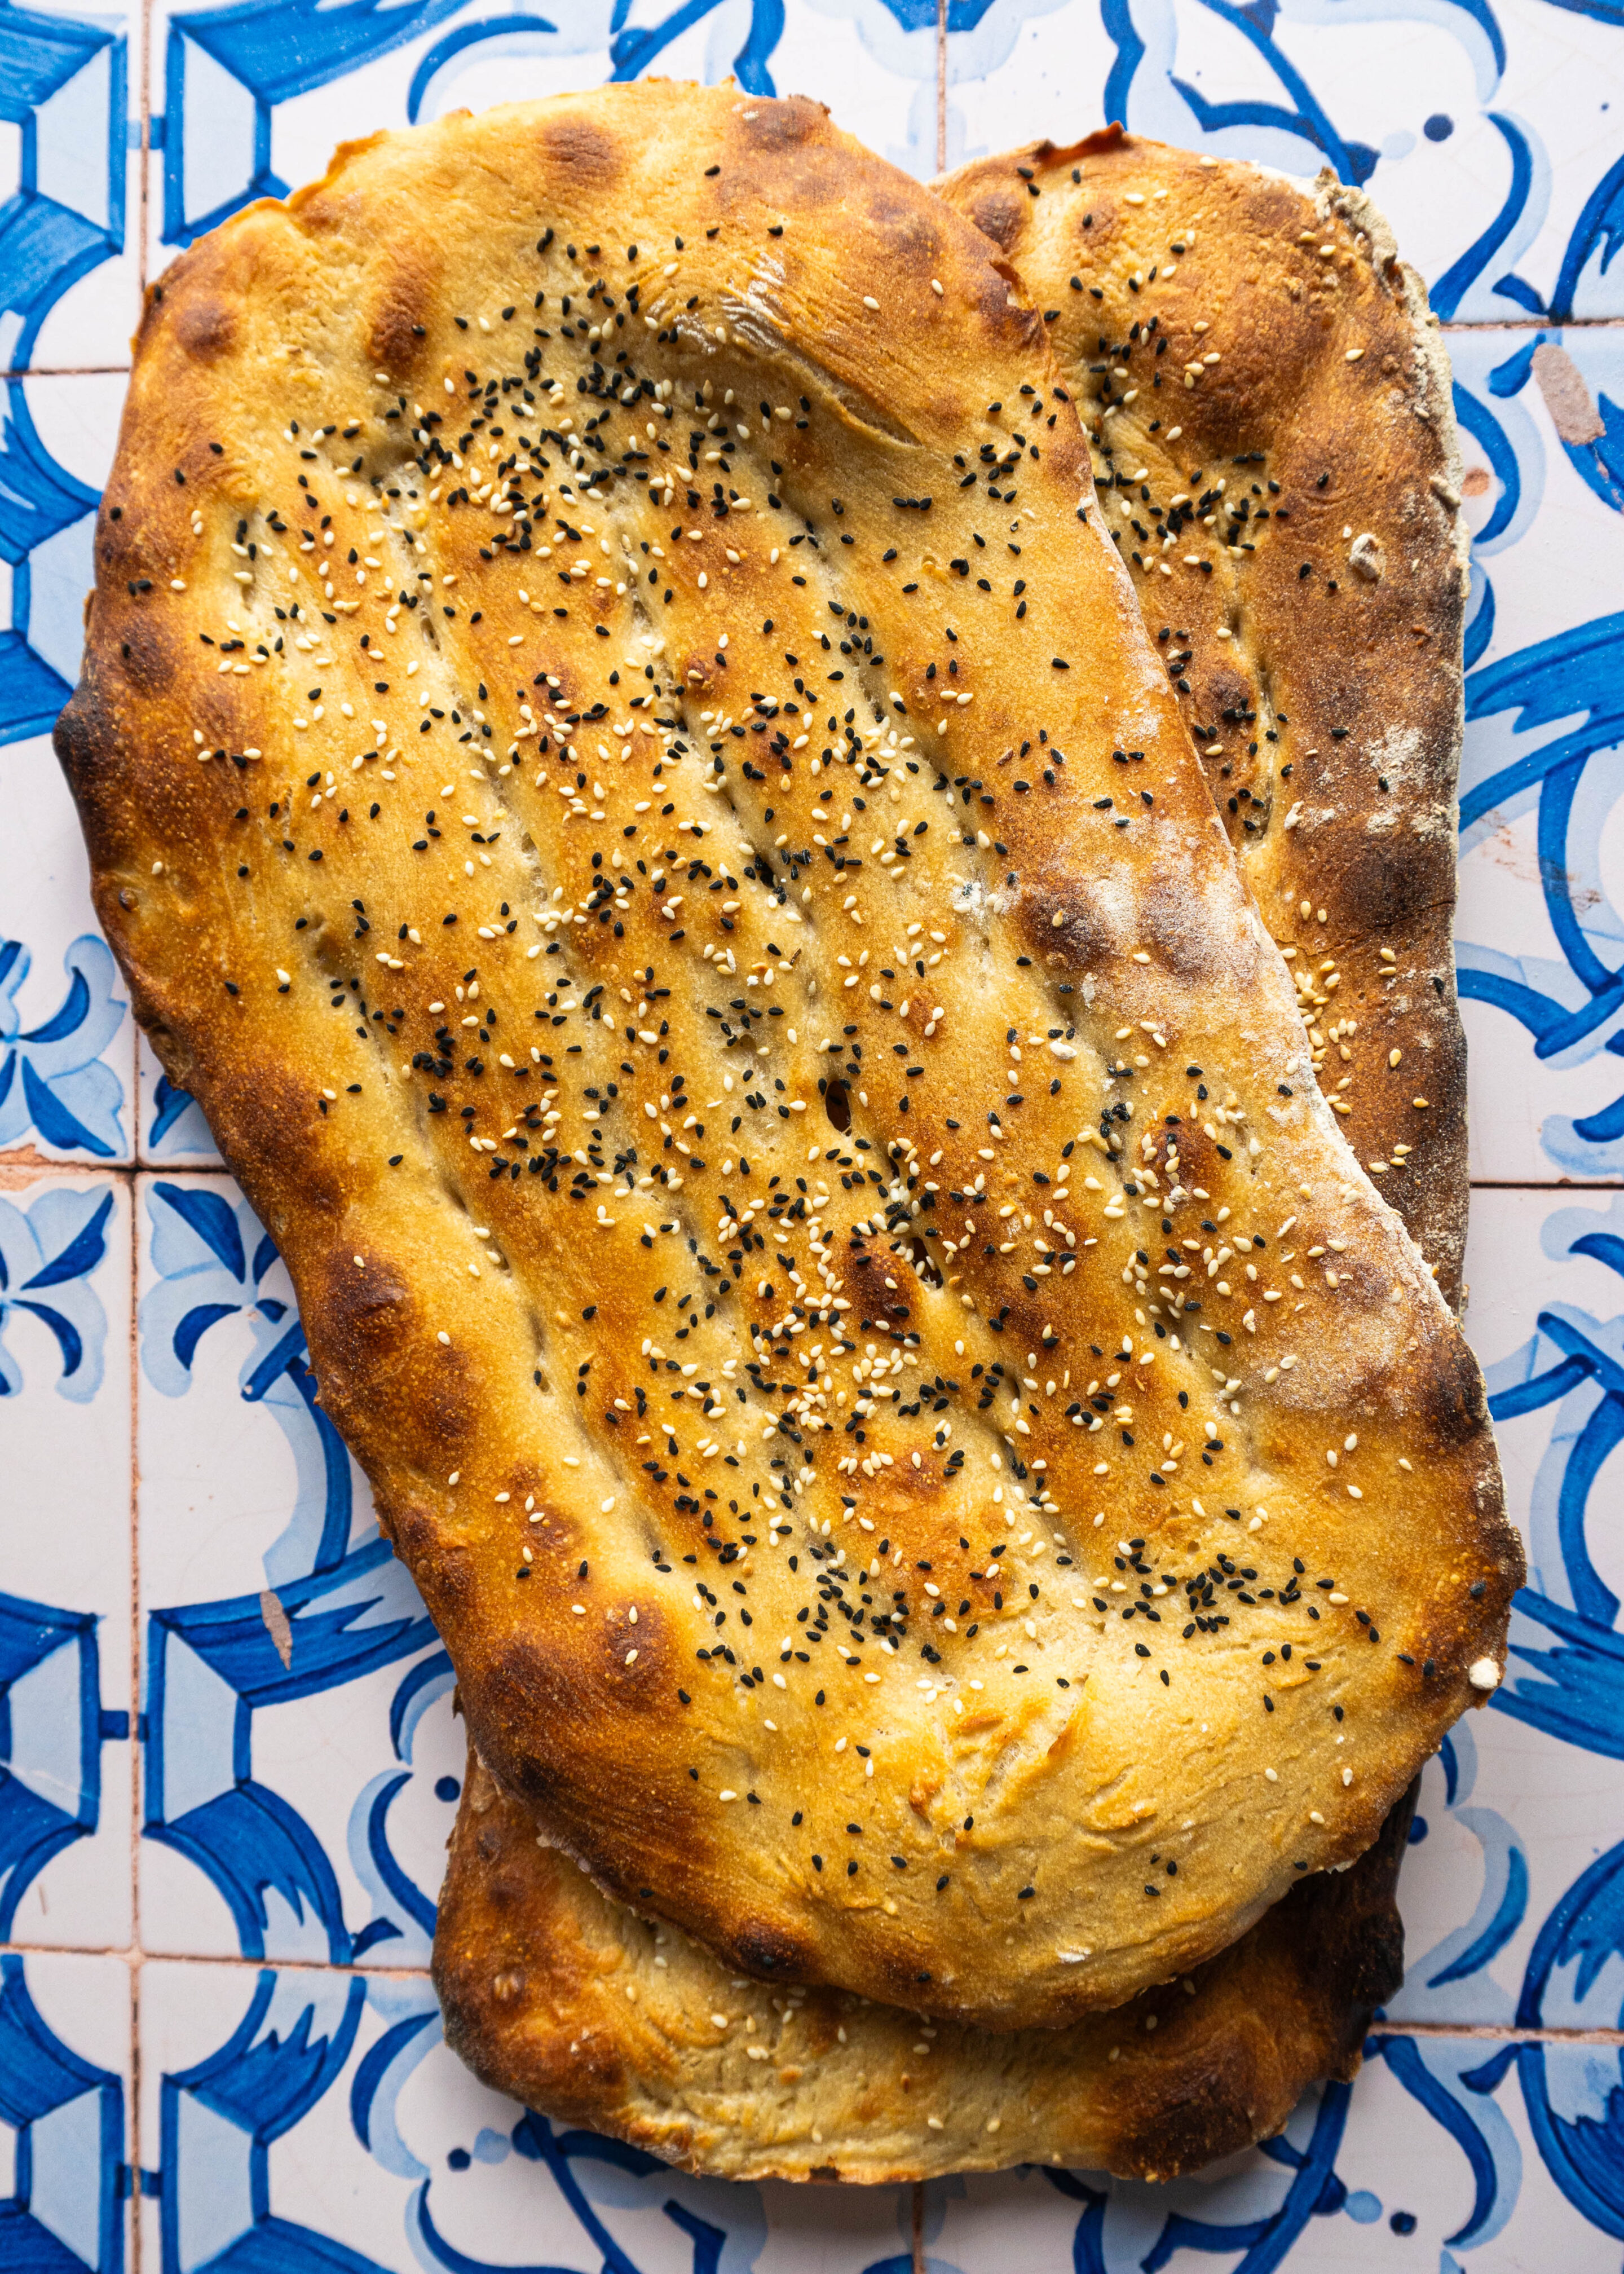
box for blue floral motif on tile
[140,1178,346,1575]
[0,933,127,1158]
[143,1066,213,1158]
[0,1592,123,1942]
[1098,0,1390,186]
[936,0,1624,324]
[140,1179,450,1963]
[0,1953,125,2273]
[0,0,128,371]
[1368,1830,1624,2248]
[1402,1721,1528,2023]
[161,0,470,246]
[915,2074,1484,2271]
[1365,2031,1524,2253]
[156,1968,371,2273]
[0,1180,112,1398]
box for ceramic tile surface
[6,0,1624,2262]
[1,1947,133,2271]
[2,1170,133,1953]
[0,0,138,374]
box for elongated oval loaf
[57,82,1516,2029]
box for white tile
[943,0,1117,168]
[774,0,940,178]
[0,1949,133,2272]
[926,2030,1624,2269]
[135,1171,461,1965]
[0,0,142,373]
[945,0,1624,319]
[1,1170,133,1952]
[138,1958,911,2271]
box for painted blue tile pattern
[0,0,129,372]
[137,1176,456,1969]
[0,0,1619,2257]
[0,1953,127,2273]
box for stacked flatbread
[58,84,1517,2180]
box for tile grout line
[14,1926,1624,2044]
[0,1938,437,1980]
[128,1153,144,2246]
[122,8,152,2242]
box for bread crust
[436,1743,1415,2183]
[938,130,1471,1303]
[57,82,1515,2029]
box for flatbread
[436,1743,1416,2182]
[429,130,1461,2184]
[56,82,1516,2029]
[939,129,1471,1301]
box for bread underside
[57,83,1516,2034]
[436,1744,1416,2183]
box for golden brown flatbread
[436,1743,1416,2182]
[427,129,1464,2188]
[56,83,1515,2029]
[939,129,1470,1301]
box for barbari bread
[57,81,1516,2029]
[427,134,1458,2179]
[939,129,1471,1302]
[436,1743,1415,2181]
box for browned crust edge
[434,1743,1416,2184]
[937,128,1471,1305]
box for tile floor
[4,0,1624,2264]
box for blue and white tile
[143,0,939,297]
[1,735,131,1166]
[137,1958,915,2274]
[135,1034,220,1166]
[1446,325,1624,1184]
[0,0,138,374]
[1,1170,133,1954]
[1,370,123,753]
[1376,1187,1624,2032]
[1,376,133,1166]
[0,1948,132,2272]
[924,2031,1624,2271]
[135,1171,462,1968]
[945,0,1624,321]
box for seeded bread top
[941,128,1471,1302]
[59,82,1513,2029]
